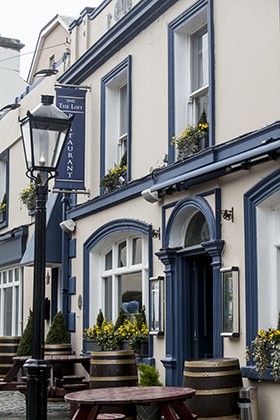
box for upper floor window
[190,26,209,122]
[101,57,131,192]
[169,3,210,161]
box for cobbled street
[0,391,70,419]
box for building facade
[1,1,280,418]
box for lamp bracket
[152,227,161,239]
[221,207,234,222]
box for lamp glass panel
[30,120,68,169]
[21,120,32,169]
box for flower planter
[84,339,103,354]
[0,210,6,223]
[177,134,209,161]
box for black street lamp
[20,95,73,420]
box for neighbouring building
[1,1,280,418]
[0,36,27,112]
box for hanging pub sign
[55,88,86,190]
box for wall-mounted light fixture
[149,276,164,336]
[220,266,240,338]
[152,228,160,239]
[221,207,234,222]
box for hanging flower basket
[19,183,36,211]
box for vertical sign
[55,88,86,190]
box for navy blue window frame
[243,167,280,380]
[167,0,214,163]
[100,56,132,193]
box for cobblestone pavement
[0,391,70,419]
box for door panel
[185,255,213,359]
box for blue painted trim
[51,268,58,320]
[241,366,277,382]
[164,195,216,247]
[68,122,280,222]
[208,0,215,146]
[100,56,132,191]
[69,276,76,295]
[68,312,76,332]
[244,167,280,354]
[58,0,179,85]
[69,239,76,258]
[158,193,223,385]
[83,218,152,329]
[0,226,28,267]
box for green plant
[100,163,127,191]
[0,193,7,212]
[172,110,209,160]
[246,312,280,381]
[16,310,33,356]
[138,363,163,386]
[19,183,36,211]
[96,308,104,328]
[115,307,128,330]
[45,311,69,344]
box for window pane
[0,157,7,203]
[118,241,127,267]
[118,272,142,314]
[105,250,113,270]
[132,237,142,265]
[185,212,210,247]
[191,28,208,92]
[8,270,13,283]
[196,93,209,124]
[4,287,13,335]
[119,84,128,137]
[197,31,208,89]
[3,272,7,284]
[104,276,112,320]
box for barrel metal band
[90,359,135,365]
[184,360,239,367]
[195,387,241,396]
[183,369,241,377]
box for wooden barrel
[44,343,73,378]
[44,343,72,356]
[90,350,138,389]
[182,358,243,418]
[0,336,20,378]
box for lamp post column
[25,182,50,420]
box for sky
[0,1,103,80]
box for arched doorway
[158,196,224,385]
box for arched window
[184,212,210,247]
[84,220,151,327]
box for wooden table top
[13,355,90,363]
[64,386,196,405]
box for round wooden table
[65,386,196,419]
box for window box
[0,209,6,224]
